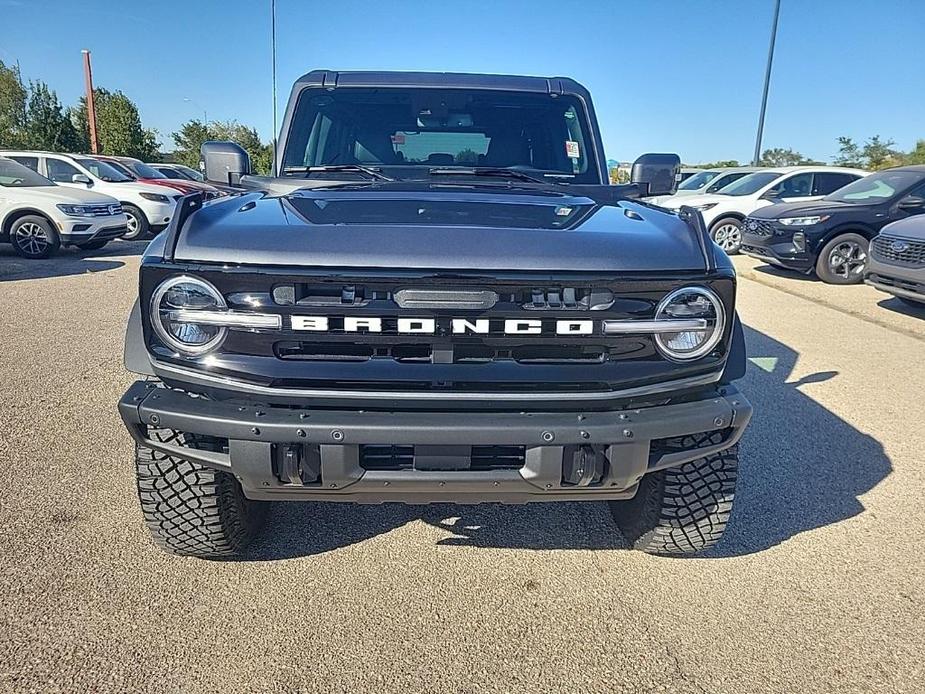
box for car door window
[705,172,748,193]
[812,172,858,196]
[9,156,39,172]
[45,158,81,183]
[159,168,182,179]
[775,172,813,198]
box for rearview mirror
[200,141,251,186]
[899,195,925,210]
[71,173,92,186]
[631,153,681,197]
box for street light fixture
[183,97,208,125]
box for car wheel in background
[121,204,149,240]
[10,215,61,259]
[710,218,743,254]
[75,239,109,251]
[815,233,869,284]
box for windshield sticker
[391,133,406,145]
[565,140,580,159]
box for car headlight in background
[778,215,829,226]
[653,286,725,361]
[139,192,171,203]
[150,275,281,357]
[689,202,719,211]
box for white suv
[0,151,178,240]
[0,157,127,258]
[656,166,868,253]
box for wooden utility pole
[81,49,99,154]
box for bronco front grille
[872,236,925,267]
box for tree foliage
[834,135,903,170]
[689,159,741,169]
[72,88,160,160]
[759,147,821,166]
[172,119,272,175]
[0,60,28,148]
[24,81,83,151]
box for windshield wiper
[428,167,548,184]
[281,164,393,181]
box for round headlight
[150,275,227,356]
[654,286,725,361]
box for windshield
[824,170,924,203]
[715,171,781,196]
[677,170,721,190]
[0,158,55,187]
[75,158,133,182]
[282,87,600,183]
[175,165,204,181]
[130,161,167,179]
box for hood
[657,193,728,210]
[750,199,871,219]
[116,180,182,197]
[141,178,215,194]
[172,184,709,272]
[22,185,119,205]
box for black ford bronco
[118,71,752,558]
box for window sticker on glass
[565,140,580,159]
[391,133,406,145]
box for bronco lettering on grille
[289,316,597,336]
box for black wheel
[121,204,149,240]
[135,428,267,558]
[815,232,869,284]
[76,238,109,251]
[10,215,60,259]
[609,440,738,555]
[898,297,925,309]
[709,217,743,254]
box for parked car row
[0,149,225,258]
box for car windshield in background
[0,158,55,187]
[282,87,599,183]
[715,171,781,196]
[824,170,924,203]
[677,170,721,190]
[75,158,133,182]
[131,162,167,179]
[175,165,204,181]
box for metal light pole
[271,0,279,175]
[183,97,207,125]
[81,50,99,154]
[752,0,781,166]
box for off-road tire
[76,238,109,251]
[815,232,869,285]
[10,214,60,259]
[135,428,266,558]
[609,442,739,555]
[121,204,149,240]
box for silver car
[866,215,925,308]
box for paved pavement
[0,243,922,693]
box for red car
[93,155,226,199]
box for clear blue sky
[2,0,923,163]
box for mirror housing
[898,195,925,211]
[631,153,681,197]
[200,141,251,186]
[71,173,92,186]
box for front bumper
[865,254,925,302]
[119,380,752,503]
[741,231,814,272]
[58,214,129,245]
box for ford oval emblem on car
[890,240,910,253]
[746,220,759,231]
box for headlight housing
[690,202,718,211]
[653,286,726,361]
[56,204,94,217]
[139,192,170,203]
[778,215,829,226]
[150,276,227,356]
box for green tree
[759,147,820,166]
[862,135,901,170]
[171,119,211,169]
[0,60,27,148]
[902,139,925,165]
[833,136,863,168]
[74,88,160,159]
[23,81,82,151]
[690,159,740,169]
[173,119,272,175]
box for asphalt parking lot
[1,242,923,694]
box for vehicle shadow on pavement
[243,325,892,560]
[751,263,817,282]
[876,296,925,319]
[0,240,147,282]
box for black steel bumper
[119,381,752,503]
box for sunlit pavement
[0,245,922,693]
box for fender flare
[720,312,747,383]
[124,299,155,376]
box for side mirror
[72,173,92,186]
[200,141,251,186]
[898,195,925,211]
[631,153,681,196]
[761,189,781,200]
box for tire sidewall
[121,204,149,240]
[710,217,743,255]
[815,232,869,284]
[10,215,60,259]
